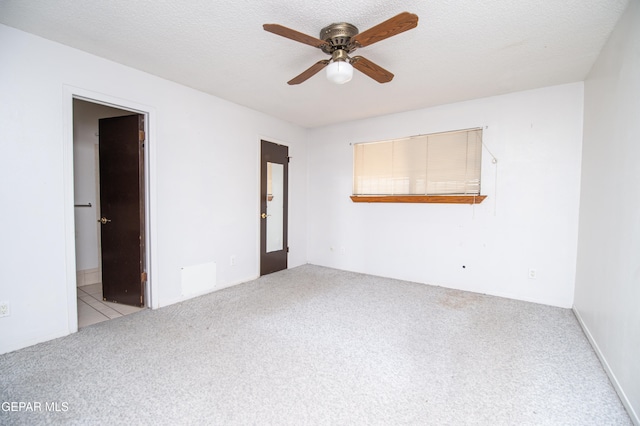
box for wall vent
[181,261,217,297]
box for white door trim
[63,85,159,333]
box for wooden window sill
[350,195,487,204]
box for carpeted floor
[0,265,632,425]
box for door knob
[98,217,112,224]
[261,213,267,219]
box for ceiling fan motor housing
[319,22,359,54]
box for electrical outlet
[0,301,10,317]
[528,269,537,279]
[230,256,236,266]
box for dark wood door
[260,140,288,275]
[98,114,145,307]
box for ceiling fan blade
[351,56,394,83]
[287,60,330,85]
[351,12,418,48]
[263,24,330,49]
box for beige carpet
[0,265,632,425]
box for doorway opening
[73,98,148,327]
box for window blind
[353,128,482,196]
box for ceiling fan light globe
[326,60,353,84]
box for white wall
[574,0,640,421]
[307,83,584,308]
[0,24,307,354]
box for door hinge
[139,130,146,142]
[141,271,148,283]
[287,246,290,253]
[287,156,291,163]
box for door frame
[63,85,158,333]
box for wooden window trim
[350,195,487,204]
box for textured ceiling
[0,0,629,128]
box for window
[351,128,486,204]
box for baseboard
[76,268,101,287]
[159,274,260,309]
[573,307,639,425]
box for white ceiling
[0,0,629,128]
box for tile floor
[77,283,144,328]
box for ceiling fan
[263,12,418,85]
